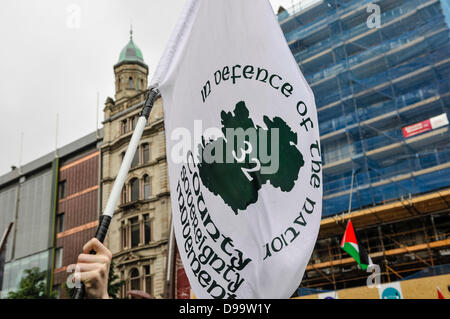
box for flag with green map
[150,0,323,298]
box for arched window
[136,78,140,90]
[121,185,127,204]
[130,178,139,201]
[143,175,150,199]
[129,268,140,290]
[120,220,127,248]
[141,79,144,91]
[129,77,133,89]
[142,143,150,163]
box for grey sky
[0,0,294,176]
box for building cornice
[114,60,149,71]
[112,239,169,263]
[103,90,153,122]
[100,119,165,153]
[111,191,171,215]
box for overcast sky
[0,0,296,176]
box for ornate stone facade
[101,31,171,298]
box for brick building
[0,131,102,298]
[53,140,102,297]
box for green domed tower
[114,28,149,102]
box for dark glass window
[144,214,151,244]
[142,143,150,163]
[130,268,140,290]
[143,175,150,200]
[130,178,139,201]
[144,265,151,294]
[122,119,128,134]
[130,217,140,247]
[121,185,127,204]
[131,147,139,167]
[121,220,127,249]
[129,77,133,89]
[56,213,64,233]
[58,181,66,199]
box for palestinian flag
[340,220,373,270]
[437,287,445,299]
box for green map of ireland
[197,101,304,215]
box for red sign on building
[402,119,432,138]
[402,113,449,138]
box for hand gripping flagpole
[73,87,160,299]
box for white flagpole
[74,0,198,298]
[73,87,160,299]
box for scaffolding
[280,0,450,218]
[279,0,450,293]
[302,212,450,290]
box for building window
[144,214,151,244]
[129,77,133,89]
[142,143,150,163]
[120,271,125,297]
[141,79,144,91]
[58,181,66,199]
[144,265,151,295]
[143,175,150,200]
[121,215,151,249]
[121,220,127,249]
[121,185,127,204]
[56,213,64,233]
[130,178,139,201]
[121,119,128,134]
[131,147,139,168]
[131,116,137,130]
[130,268,140,290]
[55,248,63,269]
[130,217,140,247]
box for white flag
[152,0,322,299]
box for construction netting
[280,0,450,217]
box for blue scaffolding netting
[280,0,450,217]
